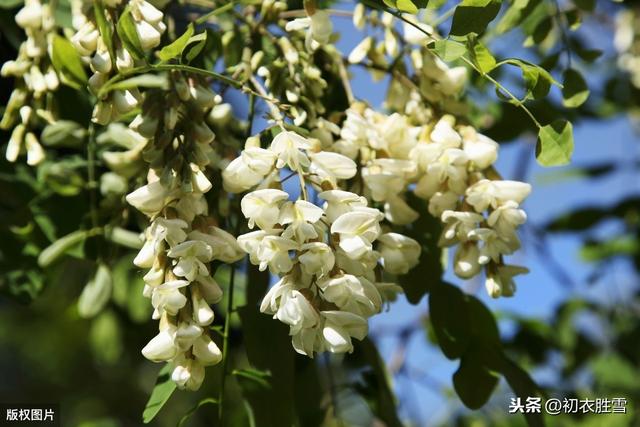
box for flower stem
[218,261,236,424]
[194,1,236,25]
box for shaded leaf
[93,1,115,67]
[142,364,177,424]
[51,34,88,89]
[562,68,589,108]
[450,0,502,37]
[41,121,86,148]
[116,7,144,60]
[453,350,500,409]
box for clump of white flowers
[125,73,243,390]
[1,0,58,165]
[334,104,531,297]
[224,130,419,355]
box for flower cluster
[331,105,531,297]
[224,130,420,355]
[1,0,58,165]
[70,0,166,123]
[125,74,243,390]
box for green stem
[87,124,99,230]
[219,250,238,422]
[195,1,236,25]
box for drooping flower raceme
[1,0,59,165]
[333,105,531,298]
[225,130,418,356]
[126,75,243,390]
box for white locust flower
[241,189,289,230]
[485,264,529,298]
[151,280,190,316]
[331,208,383,259]
[461,128,498,169]
[453,243,482,279]
[439,210,483,246]
[142,328,177,362]
[286,10,333,50]
[270,131,310,170]
[321,311,367,353]
[317,275,382,317]
[308,151,357,185]
[318,190,367,223]
[299,242,335,276]
[256,235,298,274]
[466,179,532,212]
[487,201,527,240]
[279,200,324,243]
[377,233,421,275]
[168,240,213,281]
[348,36,372,63]
[172,356,205,390]
[126,180,172,216]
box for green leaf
[499,58,559,100]
[428,39,467,62]
[498,356,545,427]
[450,0,502,37]
[467,36,496,73]
[177,398,218,427]
[157,24,194,62]
[182,31,208,63]
[116,7,144,60]
[78,263,112,318]
[580,237,639,262]
[562,68,589,108]
[398,195,443,303]
[536,119,574,166]
[453,351,500,409]
[395,0,418,13]
[142,364,177,424]
[93,1,115,68]
[41,121,86,148]
[496,0,541,34]
[233,368,272,390]
[382,0,418,13]
[0,0,24,9]
[38,229,91,268]
[51,34,88,89]
[351,339,404,427]
[429,283,471,359]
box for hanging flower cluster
[1,0,58,165]
[122,72,243,390]
[332,105,531,297]
[70,0,166,123]
[224,130,420,355]
[124,74,244,389]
